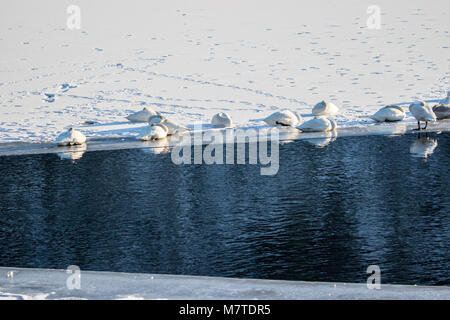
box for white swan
[211,112,233,127]
[137,123,169,141]
[311,100,339,116]
[126,107,159,122]
[298,117,337,132]
[55,128,86,146]
[409,101,436,130]
[370,105,405,122]
[432,104,450,120]
[409,136,437,158]
[149,116,189,135]
[264,110,302,127]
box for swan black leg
[413,121,421,131]
[423,121,428,130]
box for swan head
[409,101,427,110]
[417,100,427,107]
[313,100,327,110]
[211,112,232,128]
[213,112,231,121]
[69,127,74,132]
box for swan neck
[330,120,337,130]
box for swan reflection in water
[271,127,338,148]
[278,127,301,146]
[304,131,338,148]
[409,133,438,159]
[57,144,87,162]
[140,139,171,155]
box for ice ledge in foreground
[0,267,449,300]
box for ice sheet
[1,0,449,143]
[1,267,449,300]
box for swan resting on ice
[149,115,189,135]
[370,105,405,122]
[264,110,302,127]
[55,128,86,146]
[312,100,339,116]
[211,112,233,127]
[432,104,450,120]
[409,101,436,130]
[297,117,337,132]
[137,123,169,141]
[126,106,159,122]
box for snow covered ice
[1,267,449,300]
[1,0,450,301]
[0,0,449,144]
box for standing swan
[126,107,159,122]
[138,123,169,141]
[211,112,233,127]
[298,117,337,132]
[370,105,405,122]
[409,101,436,130]
[55,128,86,146]
[264,110,302,127]
[312,100,339,116]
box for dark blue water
[0,133,449,285]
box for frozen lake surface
[1,267,449,300]
[0,0,449,143]
[0,132,449,286]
